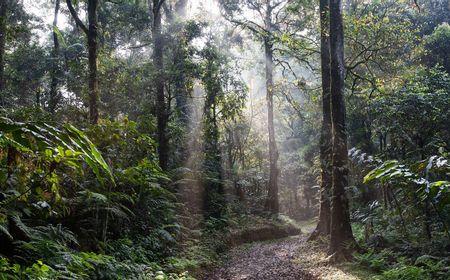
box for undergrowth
[354,244,450,280]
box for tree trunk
[309,0,332,241]
[49,0,61,113]
[202,54,225,219]
[152,0,169,171]
[264,36,279,214]
[263,2,279,214]
[0,0,7,102]
[328,0,356,261]
[66,0,99,124]
[88,0,99,124]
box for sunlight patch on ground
[297,218,318,234]
[293,238,376,280]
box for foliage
[0,118,115,245]
[364,155,450,211]
[3,0,450,278]
[423,23,450,74]
[354,249,390,272]
[198,37,247,220]
[369,67,450,158]
[0,256,57,279]
[373,264,430,280]
[0,252,194,280]
[344,1,418,97]
[355,250,450,280]
[0,118,113,181]
[0,118,185,278]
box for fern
[0,224,13,241]
[0,118,114,184]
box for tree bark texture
[263,2,279,214]
[310,0,332,240]
[152,0,169,170]
[329,0,356,259]
[49,0,61,113]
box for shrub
[374,265,431,280]
[355,249,389,272]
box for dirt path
[203,236,317,280]
[202,234,371,280]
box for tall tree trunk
[310,0,332,241]
[49,0,61,113]
[0,0,7,102]
[161,0,188,166]
[203,96,223,218]
[88,0,99,124]
[66,0,99,124]
[265,43,279,214]
[202,53,225,219]
[263,3,279,213]
[152,0,169,170]
[328,0,356,261]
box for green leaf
[64,124,114,184]
[363,160,399,183]
[53,26,67,48]
[0,224,13,241]
[0,118,114,186]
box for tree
[0,0,7,100]
[80,0,151,121]
[328,0,356,261]
[151,0,169,171]
[219,0,291,214]
[49,0,61,113]
[309,0,331,240]
[342,0,417,153]
[201,43,225,219]
[424,23,450,75]
[414,0,450,35]
[263,1,280,214]
[370,66,450,160]
[199,37,247,219]
[170,0,189,126]
[66,0,100,124]
[165,0,192,166]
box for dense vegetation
[0,0,449,279]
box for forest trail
[203,235,316,280]
[203,232,369,280]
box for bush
[0,256,58,280]
[374,265,431,280]
[355,249,390,272]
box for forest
[0,0,449,279]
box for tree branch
[155,0,165,15]
[66,0,88,35]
